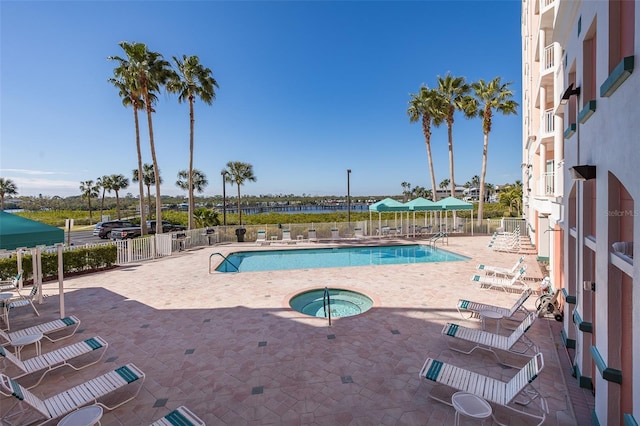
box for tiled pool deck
[0,236,594,425]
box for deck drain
[258,341,267,347]
[251,386,264,395]
[185,349,195,355]
[153,398,168,408]
[341,376,353,384]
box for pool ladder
[323,287,332,326]
[428,232,448,246]
[209,252,239,273]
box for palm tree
[96,175,113,220]
[109,174,129,219]
[176,169,209,205]
[133,163,162,219]
[435,73,475,197]
[407,85,445,201]
[400,181,411,202]
[109,41,173,232]
[471,77,519,225]
[223,161,256,226]
[109,61,154,236]
[193,207,220,228]
[0,177,18,211]
[79,180,99,224]
[439,179,450,190]
[167,55,218,230]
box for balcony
[541,108,554,137]
[538,172,555,196]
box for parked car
[110,220,187,240]
[93,220,135,239]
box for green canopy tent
[433,196,474,235]
[0,211,64,250]
[368,198,407,237]
[404,197,439,236]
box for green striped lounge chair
[150,406,205,426]
[470,266,527,292]
[457,288,532,320]
[0,363,145,425]
[0,316,80,344]
[476,256,525,277]
[419,353,548,425]
[0,336,108,389]
[442,312,538,363]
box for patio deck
[0,236,594,425]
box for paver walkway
[0,236,594,425]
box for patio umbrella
[434,197,474,235]
[368,198,407,237]
[404,197,439,236]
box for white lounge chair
[0,336,108,388]
[1,285,41,330]
[0,273,21,292]
[354,227,365,238]
[278,229,296,244]
[419,353,547,425]
[470,266,528,292]
[457,288,533,320]
[150,406,205,426]
[255,230,268,245]
[331,229,341,240]
[442,312,539,361]
[0,363,145,425]
[308,229,318,242]
[0,316,81,345]
[476,256,525,277]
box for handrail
[323,287,332,326]
[428,232,448,246]
[209,252,239,273]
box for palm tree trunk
[133,108,147,235]
[100,190,105,220]
[237,184,242,226]
[146,184,152,221]
[88,198,93,224]
[188,96,195,230]
[477,132,489,226]
[115,191,121,219]
[142,79,163,233]
[447,124,455,197]
[422,116,437,202]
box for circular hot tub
[289,288,373,318]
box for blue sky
[1,0,523,199]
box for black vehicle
[110,220,187,240]
[93,220,135,239]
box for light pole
[347,169,351,230]
[221,170,228,226]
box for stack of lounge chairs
[488,227,521,253]
[0,302,206,424]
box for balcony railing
[538,172,555,196]
[543,108,554,135]
[544,45,555,71]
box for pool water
[289,288,374,318]
[216,244,469,272]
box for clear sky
[1,0,523,199]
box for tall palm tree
[79,180,99,224]
[109,64,153,235]
[471,77,519,225]
[96,175,113,220]
[109,41,173,232]
[439,179,450,190]
[435,73,475,197]
[109,174,129,219]
[133,163,162,219]
[167,55,218,230]
[407,85,445,201]
[223,161,256,226]
[0,177,18,211]
[400,181,411,202]
[176,169,209,203]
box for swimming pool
[215,244,469,272]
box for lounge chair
[0,316,81,345]
[255,230,268,245]
[150,406,205,426]
[308,229,318,242]
[470,266,527,292]
[0,336,108,388]
[442,312,539,362]
[476,256,525,277]
[0,363,145,425]
[457,288,532,320]
[0,273,21,292]
[278,229,296,244]
[354,227,365,238]
[331,229,341,240]
[419,353,547,425]
[1,285,41,330]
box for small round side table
[451,391,492,425]
[57,405,103,426]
